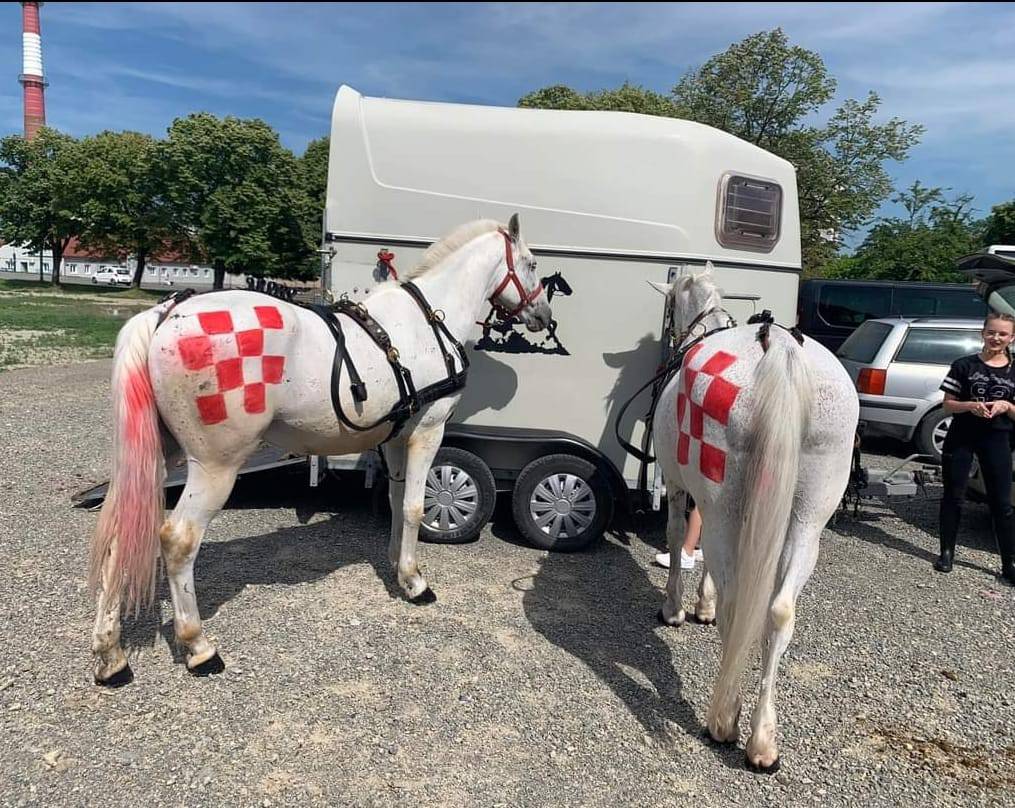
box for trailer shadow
[507,516,743,769]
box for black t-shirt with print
[940,353,1015,435]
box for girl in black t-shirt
[936,311,1015,585]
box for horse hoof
[409,587,437,605]
[657,609,682,627]
[700,727,737,747]
[746,754,781,774]
[690,614,717,626]
[189,652,226,677]
[95,664,133,688]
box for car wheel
[91,277,97,284]
[916,408,951,462]
[511,454,613,552]
[418,448,496,545]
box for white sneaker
[680,549,697,570]
[654,552,671,569]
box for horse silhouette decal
[475,270,573,356]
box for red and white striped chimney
[20,1,47,140]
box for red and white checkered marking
[176,305,286,425]
[676,343,742,483]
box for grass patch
[0,277,164,300]
[0,290,144,369]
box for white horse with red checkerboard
[88,216,550,686]
[650,265,857,771]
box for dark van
[797,279,988,351]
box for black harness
[613,307,804,490]
[156,281,469,442]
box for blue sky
[1,2,1013,243]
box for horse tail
[87,308,166,616]
[712,332,813,713]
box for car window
[892,287,987,318]
[836,321,894,363]
[818,286,892,327]
[894,328,983,365]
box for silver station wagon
[836,317,985,461]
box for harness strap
[614,322,735,464]
[402,280,471,379]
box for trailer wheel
[418,448,496,545]
[511,454,613,552]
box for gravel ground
[1,360,1014,807]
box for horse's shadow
[121,471,397,655]
[502,513,743,769]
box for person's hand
[988,400,1012,418]
[971,401,991,418]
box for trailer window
[716,174,782,252]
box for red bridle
[488,230,543,319]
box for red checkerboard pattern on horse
[676,343,743,483]
[175,305,287,425]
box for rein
[613,311,736,466]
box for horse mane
[406,219,503,280]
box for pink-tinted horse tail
[88,308,166,616]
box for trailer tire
[511,454,612,552]
[418,448,496,545]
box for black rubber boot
[934,538,955,573]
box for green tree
[519,82,682,116]
[982,199,1015,246]
[519,29,924,274]
[296,136,330,275]
[834,182,981,282]
[164,113,314,289]
[75,131,184,288]
[0,128,85,286]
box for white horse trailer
[321,85,802,549]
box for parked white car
[92,266,132,286]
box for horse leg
[694,567,718,625]
[746,521,821,771]
[91,545,131,685]
[395,426,444,603]
[383,442,407,567]
[702,514,742,744]
[659,489,687,626]
[160,459,242,674]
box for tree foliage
[164,113,315,289]
[519,29,924,274]
[75,131,183,287]
[0,128,86,285]
[982,199,1015,246]
[826,181,981,282]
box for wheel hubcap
[933,416,952,455]
[424,465,479,532]
[530,473,596,539]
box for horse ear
[702,261,714,276]
[508,213,520,241]
[647,280,671,296]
